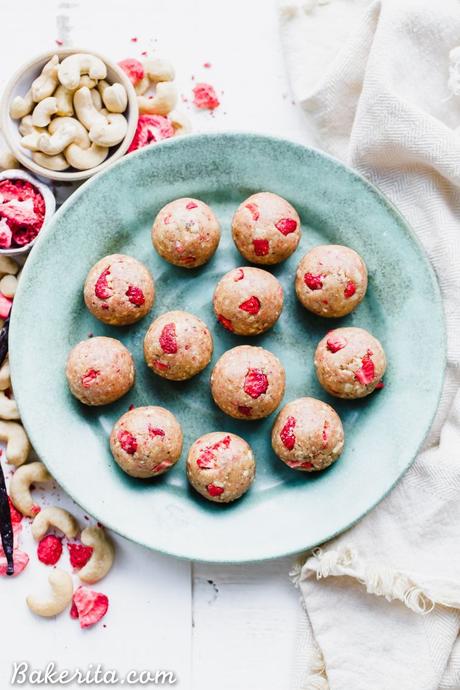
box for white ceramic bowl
[0,169,56,257]
[0,48,138,182]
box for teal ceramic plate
[10,133,445,563]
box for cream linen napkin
[280,1,460,688]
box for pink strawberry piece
[239,296,261,315]
[163,213,172,225]
[117,429,138,455]
[186,201,198,210]
[8,497,22,524]
[326,335,347,353]
[304,273,323,290]
[154,360,169,371]
[245,203,260,221]
[71,586,109,629]
[31,505,41,517]
[192,83,220,110]
[253,239,269,256]
[125,285,145,306]
[237,405,252,416]
[95,267,112,299]
[148,426,165,438]
[275,218,297,236]
[0,549,29,577]
[128,114,175,152]
[81,369,99,388]
[344,280,356,298]
[280,416,296,450]
[207,483,224,497]
[299,461,314,470]
[180,256,196,265]
[67,542,93,569]
[217,314,234,332]
[37,535,62,566]
[70,600,79,619]
[376,380,385,390]
[244,368,268,399]
[0,219,12,249]
[159,322,178,354]
[152,460,173,474]
[234,268,244,282]
[197,435,231,469]
[118,58,144,84]
[354,351,375,385]
[322,421,329,447]
[0,294,12,319]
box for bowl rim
[0,47,139,182]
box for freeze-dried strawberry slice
[244,369,268,399]
[8,497,22,524]
[71,586,109,629]
[186,201,198,210]
[234,268,244,282]
[159,323,178,354]
[207,483,224,497]
[192,83,220,110]
[344,280,356,298]
[81,369,99,388]
[217,314,234,332]
[117,430,137,455]
[126,285,145,306]
[128,115,175,152]
[37,535,62,566]
[326,335,347,353]
[239,296,261,315]
[0,549,29,577]
[0,294,12,319]
[95,267,112,300]
[354,351,375,385]
[280,416,296,450]
[148,426,165,438]
[237,405,252,416]
[118,58,144,84]
[68,542,93,569]
[245,203,259,221]
[304,273,323,290]
[253,239,269,256]
[275,218,297,236]
[0,219,12,249]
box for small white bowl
[0,48,138,183]
[0,169,56,257]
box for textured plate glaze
[10,133,445,563]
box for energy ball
[232,192,301,265]
[315,327,386,399]
[84,254,154,326]
[144,310,213,380]
[211,345,285,420]
[110,406,183,479]
[295,245,367,318]
[66,336,135,406]
[213,266,283,336]
[187,432,256,503]
[151,197,220,269]
[272,397,344,472]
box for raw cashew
[0,150,19,170]
[37,122,81,156]
[49,117,90,149]
[9,90,34,119]
[134,76,150,96]
[32,151,69,171]
[144,58,175,83]
[0,256,18,275]
[58,53,106,91]
[169,109,191,136]
[137,82,177,115]
[32,97,57,127]
[0,356,10,389]
[73,87,106,130]
[0,391,19,420]
[26,570,73,618]
[31,55,59,102]
[0,420,30,466]
[78,526,114,583]
[89,113,127,147]
[31,506,79,540]
[0,275,18,299]
[18,115,45,137]
[9,461,51,517]
[98,82,128,113]
[54,84,74,117]
[90,88,102,111]
[64,142,108,170]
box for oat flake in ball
[66,336,135,406]
[187,432,256,503]
[84,254,155,326]
[110,406,183,479]
[272,397,344,472]
[152,197,220,268]
[211,345,285,420]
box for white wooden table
[1,1,315,688]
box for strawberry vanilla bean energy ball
[295,245,368,318]
[110,406,183,478]
[213,267,283,336]
[66,337,135,405]
[211,345,285,420]
[272,397,344,472]
[152,198,220,268]
[84,254,154,326]
[187,432,256,503]
[231,192,301,265]
[144,310,213,380]
[315,327,386,398]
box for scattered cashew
[169,109,192,136]
[37,122,81,156]
[31,55,59,102]
[0,356,10,389]
[32,97,58,127]
[78,526,114,583]
[0,275,17,299]
[89,113,127,147]
[58,53,107,91]
[0,255,19,275]
[134,76,150,96]
[54,84,74,117]
[31,506,79,541]
[9,90,34,119]
[26,570,73,618]
[0,150,19,170]
[0,420,30,466]
[98,82,128,113]
[144,58,175,83]
[32,151,69,172]
[73,87,106,130]
[90,88,102,111]
[0,391,19,420]
[49,116,90,149]
[137,81,177,115]
[9,461,51,517]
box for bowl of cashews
[1,48,138,182]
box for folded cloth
[279,1,460,688]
